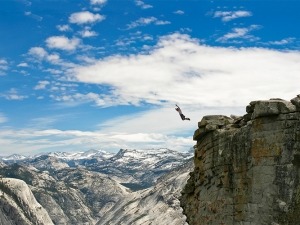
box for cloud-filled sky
[0,0,300,156]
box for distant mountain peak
[1,154,27,161]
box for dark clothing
[180,113,186,120]
[175,105,190,121]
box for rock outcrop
[180,96,300,225]
[0,178,53,225]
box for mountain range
[0,148,193,225]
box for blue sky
[0,0,300,155]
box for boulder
[251,99,296,119]
[198,115,233,128]
[291,94,300,109]
[194,115,234,141]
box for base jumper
[175,104,190,121]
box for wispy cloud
[57,24,72,32]
[17,62,29,67]
[79,27,98,38]
[0,113,8,124]
[0,103,247,155]
[49,92,111,107]
[34,81,50,90]
[217,25,261,43]
[28,47,62,64]
[268,37,295,45]
[90,0,107,5]
[115,32,153,47]
[213,10,252,22]
[45,36,81,51]
[0,59,8,75]
[24,11,43,21]
[135,0,153,9]
[0,127,193,155]
[69,11,105,25]
[28,47,48,59]
[1,88,28,101]
[174,10,184,15]
[126,17,170,29]
[71,33,300,108]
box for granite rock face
[180,97,300,225]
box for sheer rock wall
[180,96,300,225]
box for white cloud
[24,11,43,21]
[4,33,300,156]
[8,95,28,101]
[34,81,50,90]
[90,0,106,5]
[0,113,8,124]
[57,24,72,32]
[79,28,98,38]
[135,0,153,9]
[49,92,122,107]
[46,36,80,51]
[213,10,252,22]
[2,88,28,101]
[174,10,184,15]
[28,47,48,59]
[155,20,171,25]
[0,127,192,155]
[115,32,153,47]
[0,59,8,73]
[44,68,63,75]
[46,53,61,63]
[0,59,8,65]
[69,11,105,25]
[0,103,247,155]
[268,37,295,45]
[71,33,300,109]
[17,62,29,67]
[28,47,62,65]
[126,17,170,29]
[217,25,261,42]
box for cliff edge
[180,96,300,225]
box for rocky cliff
[0,178,53,225]
[180,96,300,225]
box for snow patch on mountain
[1,154,28,161]
[48,149,114,160]
[0,161,6,168]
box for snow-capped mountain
[98,158,193,225]
[0,149,113,163]
[1,154,28,162]
[81,148,192,190]
[3,148,192,191]
[47,149,114,160]
[0,161,6,168]
[27,155,70,171]
[0,148,193,225]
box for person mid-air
[175,104,190,121]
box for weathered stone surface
[251,99,296,119]
[198,115,233,128]
[181,97,300,225]
[194,115,234,141]
[291,95,300,109]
